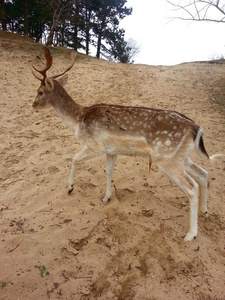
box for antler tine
[51,51,77,79]
[32,46,53,80]
[32,68,43,82]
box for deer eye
[38,91,43,96]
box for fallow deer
[32,46,219,241]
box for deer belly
[95,132,151,157]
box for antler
[32,46,77,84]
[32,46,53,85]
[51,51,77,79]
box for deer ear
[57,74,68,86]
[45,78,54,90]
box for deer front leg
[68,146,100,194]
[102,154,117,203]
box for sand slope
[0,31,225,299]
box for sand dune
[0,31,225,299]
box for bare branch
[167,0,225,23]
[194,0,201,19]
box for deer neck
[51,82,83,131]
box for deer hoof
[102,196,110,203]
[204,211,208,218]
[184,232,197,242]
[68,185,74,194]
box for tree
[28,0,48,42]
[167,0,225,23]
[0,0,6,30]
[73,0,84,51]
[6,0,24,33]
[116,38,140,63]
[44,0,73,46]
[82,0,93,54]
[0,0,45,39]
[0,0,134,63]
[24,0,28,35]
[103,29,140,63]
[93,0,132,58]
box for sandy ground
[0,31,225,300]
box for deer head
[32,46,77,108]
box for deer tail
[194,127,224,161]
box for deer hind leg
[158,164,199,241]
[102,154,117,203]
[185,157,208,217]
[68,146,101,194]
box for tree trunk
[85,1,91,55]
[0,0,6,31]
[46,1,62,46]
[86,30,90,55]
[96,16,106,59]
[96,32,102,58]
[73,0,80,50]
[24,0,29,36]
[46,24,55,46]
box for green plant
[34,265,50,277]
[1,281,13,288]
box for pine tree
[92,0,132,59]
[0,0,134,63]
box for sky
[120,0,225,66]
